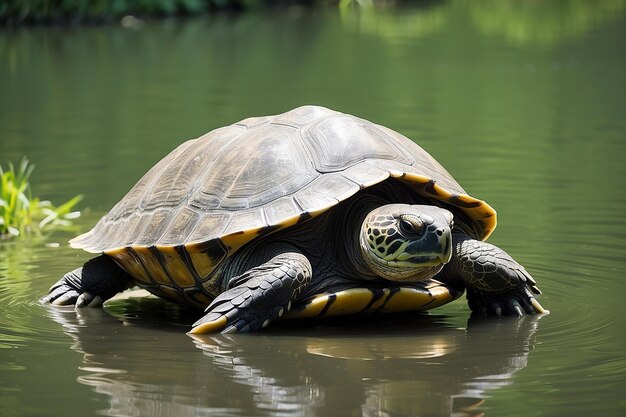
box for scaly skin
[191,251,312,334]
[436,232,546,317]
[41,256,132,308]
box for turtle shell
[70,105,496,305]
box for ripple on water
[0,239,81,348]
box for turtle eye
[399,218,424,236]
[399,219,413,235]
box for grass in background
[0,0,326,24]
[0,158,82,237]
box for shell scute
[134,210,171,247]
[308,173,361,202]
[222,209,267,237]
[339,162,390,189]
[302,113,413,173]
[293,186,340,217]
[158,207,201,246]
[190,125,314,211]
[186,212,231,245]
[262,197,302,226]
[271,105,335,128]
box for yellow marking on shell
[400,173,431,183]
[221,228,262,253]
[388,169,409,178]
[283,294,332,319]
[285,284,460,319]
[463,199,497,240]
[307,205,336,219]
[400,173,497,241]
[131,246,172,286]
[378,288,434,313]
[105,248,151,284]
[379,286,456,313]
[367,288,391,310]
[325,289,374,316]
[188,316,228,334]
[220,211,325,254]
[457,194,477,205]
[157,286,186,303]
[156,246,196,288]
[188,251,220,278]
[272,214,302,230]
[433,183,453,199]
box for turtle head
[359,204,454,282]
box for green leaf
[0,158,84,238]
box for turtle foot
[41,256,132,308]
[189,252,311,334]
[467,285,548,317]
[41,283,82,306]
[41,280,104,308]
[189,287,292,334]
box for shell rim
[70,171,497,256]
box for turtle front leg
[190,251,312,334]
[41,255,133,308]
[436,232,547,316]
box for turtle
[42,105,546,333]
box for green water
[1,2,626,416]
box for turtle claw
[42,280,93,307]
[41,283,80,306]
[42,257,131,309]
[468,285,547,317]
[76,292,104,308]
[189,297,291,335]
[492,303,502,317]
[507,299,524,318]
[530,298,549,314]
[48,287,81,306]
[46,288,104,308]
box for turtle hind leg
[189,252,312,334]
[41,255,133,307]
[437,232,548,317]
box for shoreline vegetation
[0,0,370,26]
[0,159,82,238]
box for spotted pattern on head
[366,214,400,257]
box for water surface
[1,2,626,416]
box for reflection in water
[339,0,626,47]
[0,238,72,351]
[339,2,448,46]
[46,297,542,417]
[466,0,626,46]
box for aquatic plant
[0,158,82,237]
